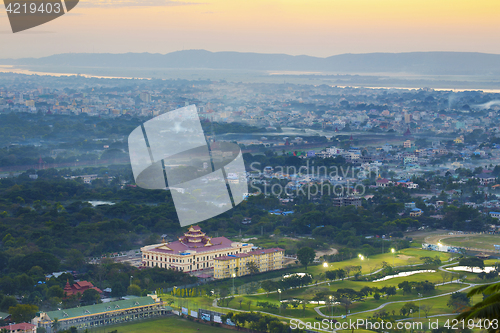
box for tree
[9,304,38,323]
[400,302,418,317]
[456,280,500,323]
[459,257,485,273]
[447,292,471,313]
[236,298,244,309]
[126,284,142,296]
[325,270,337,281]
[81,289,101,305]
[0,296,17,312]
[398,281,412,295]
[52,318,60,332]
[246,300,252,310]
[336,269,346,281]
[66,249,85,270]
[340,297,351,316]
[385,286,397,299]
[261,280,278,297]
[111,281,126,298]
[19,252,60,273]
[421,304,433,318]
[246,261,259,275]
[225,296,234,307]
[440,271,451,285]
[297,247,316,270]
[344,266,353,278]
[47,285,64,299]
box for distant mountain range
[2,50,500,75]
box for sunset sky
[1,0,500,59]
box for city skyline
[1,0,500,59]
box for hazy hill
[2,50,500,75]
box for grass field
[152,248,465,332]
[86,316,234,333]
[441,234,500,251]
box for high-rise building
[140,92,151,103]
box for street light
[391,248,395,267]
[329,295,334,327]
[410,309,413,333]
[278,289,282,314]
[173,286,177,309]
[232,273,236,295]
[130,275,133,287]
[418,293,422,319]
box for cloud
[79,0,205,8]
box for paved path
[314,281,473,318]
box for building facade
[141,226,253,272]
[214,247,284,279]
[333,196,362,207]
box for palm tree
[52,318,60,332]
[457,281,500,329]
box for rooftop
[149,236,236,254]
[44,296,158,321]
[215,247,284,261]
[0,323,36,331]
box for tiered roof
[64,281,102,298]
[149,226,239,254]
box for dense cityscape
[0,69,498,332]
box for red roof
[64,281,102,298]
[0,323,35,331]
[151,236,234,254]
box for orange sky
[1,0,499,58]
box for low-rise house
[0,323,36,333]
[376,178,391,187]
[410,208,423,217]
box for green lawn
[314,283,467,315]
[192,248,455,295]
[86,316,234,333]
[441,234,500,251]
[156,248,461,333]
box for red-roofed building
[0,323,36,333]
[64,281,102,298]
[376,178,391,187]
[140,226,254,273]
